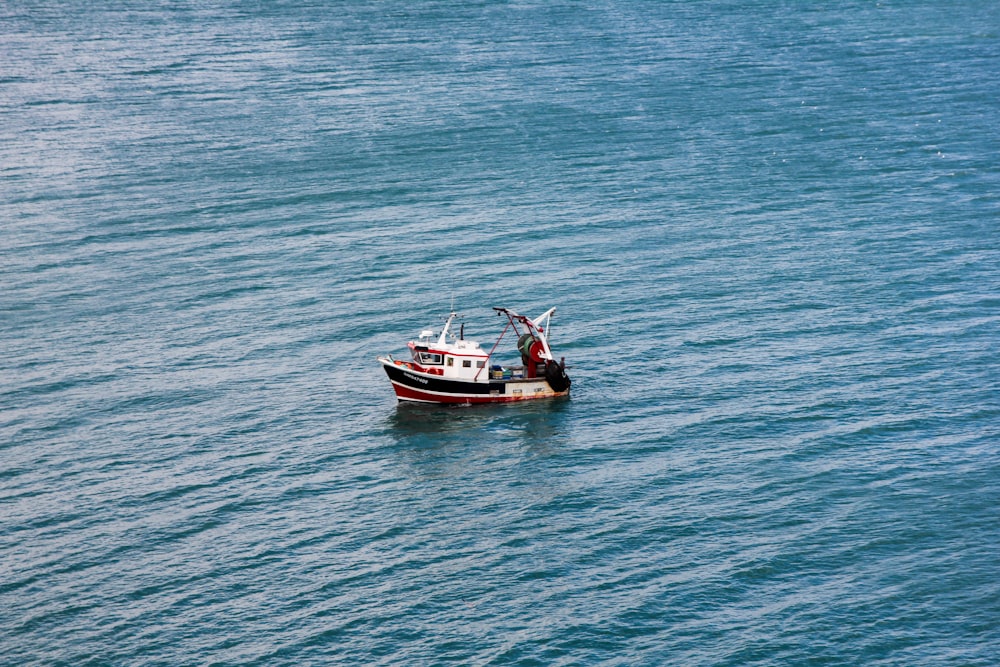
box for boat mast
[532,307,556,361]
[437,311,458,347]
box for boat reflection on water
[384,397,571,461]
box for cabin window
[476,360,485,368]
[447,357,454,367]
[418,352,443,365]
[462,359,472,368]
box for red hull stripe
[390,381,566,404]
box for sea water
[2,1,998,664]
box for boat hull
[379,358,569,404]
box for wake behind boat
[377,306,571,404]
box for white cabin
[407,314,490,381]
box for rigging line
[475,319,512,381]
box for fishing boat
[377,306,571,404]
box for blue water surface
[2,1,999,664]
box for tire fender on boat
[544,359,571,393]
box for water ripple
[3,1,999,665]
